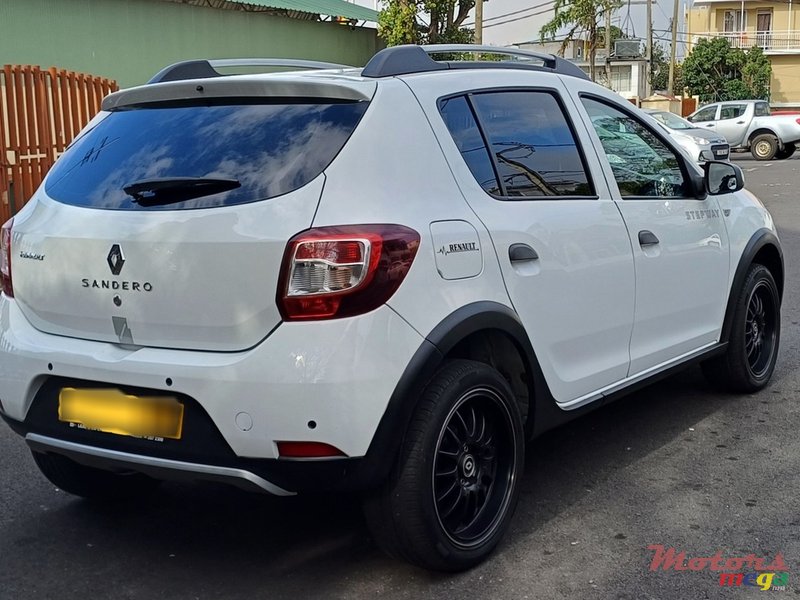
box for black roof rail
[148,58,354,84]
[361,44,590,81]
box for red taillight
[1,218,12,298]
[277,441,346,458]
[796,118,800,126]
[278,224,420,321]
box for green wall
[0,0,379,87]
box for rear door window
[755,102,770,116]
[719,104,746,120]
[470,91,594,198]
[439,96,502,195]
[440,90,594,198]
[45,101,369,210]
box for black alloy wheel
[433,387,517,549]
[363,359,524,571]
[702,263,780,392]
[744,279,778,379]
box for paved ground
[1,155,799,600]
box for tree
[378,0,475,46]
[539,0,621,81]
[650,43,683,94]
[682,37,771,102]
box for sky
[355,0,677,52]
[473,0,674,47]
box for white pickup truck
[688,100,800,160]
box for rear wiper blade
[123,177,241,206]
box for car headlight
[689,136,709,145]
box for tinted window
[45,101,368,210]
[691,106,717,122]
[582,97,689,198]
[470,91,593,197]
[755,102,770,116]
[720,104,746,120]
[439,96,501,195]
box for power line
[463,0,555,28]
[484,0,556,24]
[482,7,558,28]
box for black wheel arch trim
[720,228,784,345]
[357,301,590,490]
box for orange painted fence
[0,65,118,223]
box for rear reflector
[1,219,12,298]
[278,224,420,320]
[277,441,346,458]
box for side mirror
[704,161,744,195]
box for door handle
[736,120,745,124]
[705,124,714,128]
[509,243,539,262]
[638,230,659,247]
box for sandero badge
[107,244,125,275]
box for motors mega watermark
[648,545,790,590]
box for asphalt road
[1,155,799,600]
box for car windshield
[649,111,694,131]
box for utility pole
[645,0,652,97]
[475,0,483,44]
[668,0,680,96]
[605,1,613,88]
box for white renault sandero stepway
[0,45,783,571]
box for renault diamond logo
[107,244,125,276]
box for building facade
[0,0,379,88]
[514,40,648,102]
[687,0,800,107]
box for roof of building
[219,0,378,22]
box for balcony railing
[692,30,800,52]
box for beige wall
[686,1,800,105]
[770,55,800,104]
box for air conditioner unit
[614,39,643,58]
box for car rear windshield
[44,100,369,210]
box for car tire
[32,451,161,501]
[775,143,796,160]
[750,134,778,161]
[702,263,780,393]
[363,359,524,571]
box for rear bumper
[2,412,376,493]
[25,433,295,495]
[0,297,424,491]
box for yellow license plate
[58,388,184,440]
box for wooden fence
[681,97,698,117]
[0,65,118,223]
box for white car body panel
[11,179,323,352]
[566,82,732,374]
[0,58,782,494]
[315,79,515,338]
[403,70,636,405]
[0,297,422,458]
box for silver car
[687,100,800,161]
[645,109,730,163]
